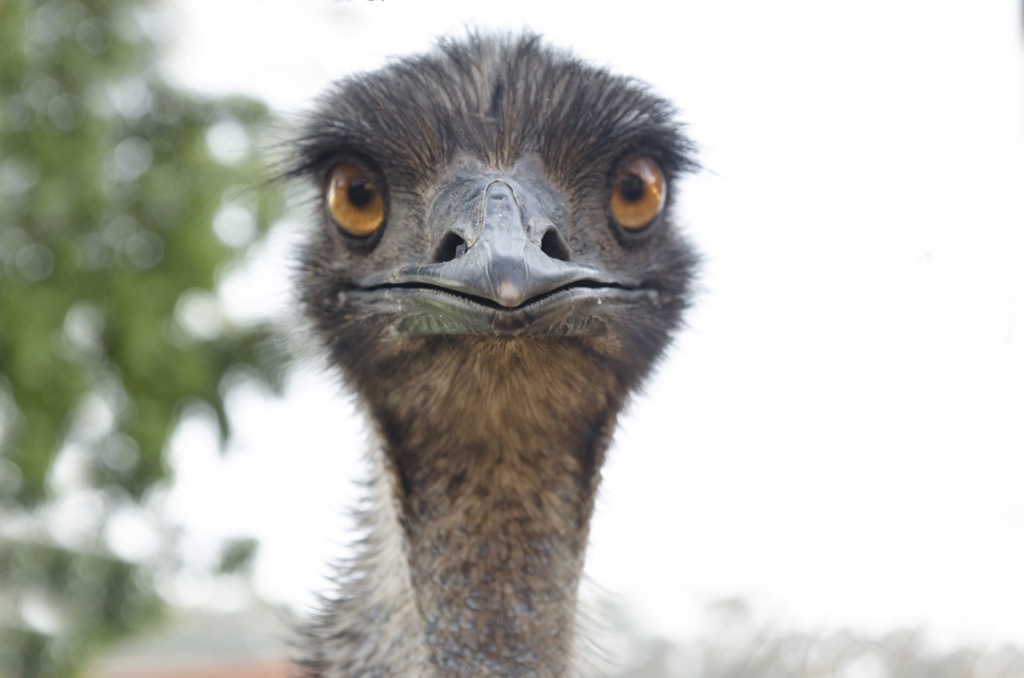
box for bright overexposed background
[155,0,1023,653]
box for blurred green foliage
[0,0,285,675]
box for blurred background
[1,1,1022,676]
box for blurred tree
[0,0,284,676]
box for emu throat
[373,341,622,675]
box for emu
[288,33,698,677]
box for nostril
[540,228,571,262]
[432,232,468,263]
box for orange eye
[609,157,666,231]
[327,163,385,237]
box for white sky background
[157,0,1024,651]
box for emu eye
[327,163,385,237]
[609,157,666,231]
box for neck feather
[310,338,627,676]
[389,418,612,676]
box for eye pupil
[348,180,374,207]
[619,174,644,202]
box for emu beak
[395,181,619,309]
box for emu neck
[367,339,624,676]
